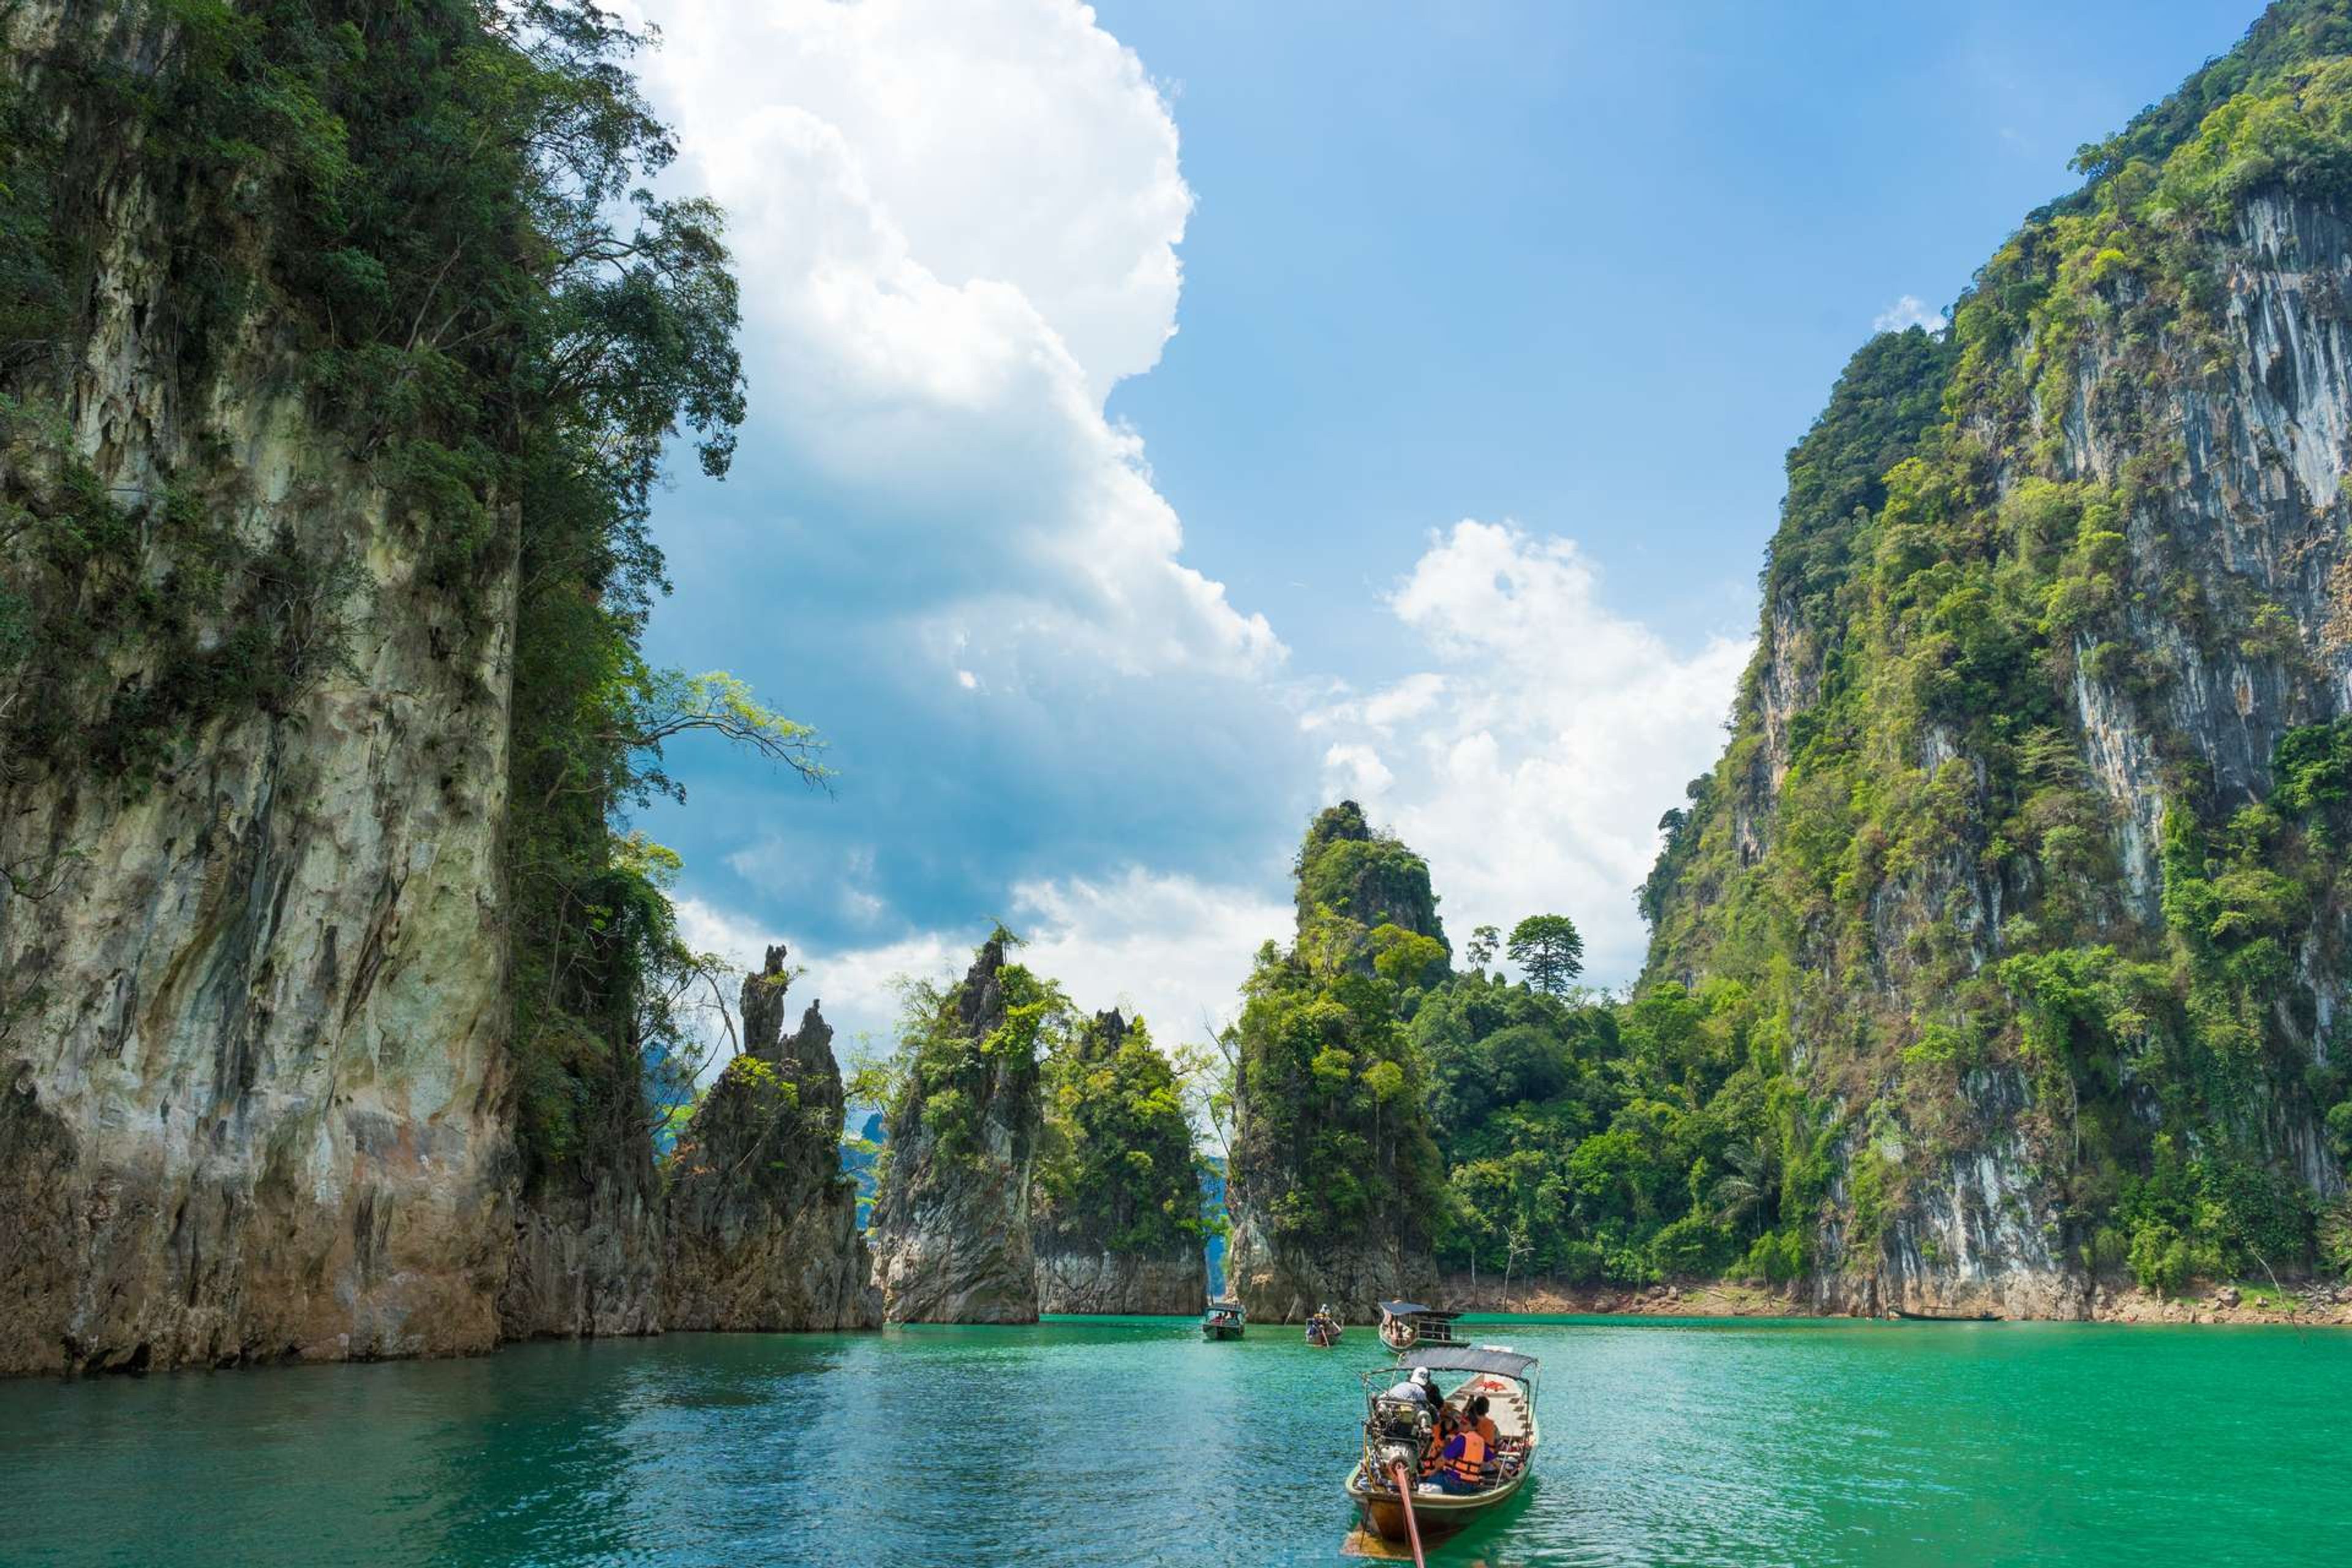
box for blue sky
[628,0,2261,1051]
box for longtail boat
[1344,1344,1540,1545]
[1376,1300,1465,1352]
[1305,1310,1343,1347]
[1202,1298,1246,1340]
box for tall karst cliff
[0,2,788,1371]
[867,932,1049,1324]
[1032,1009,1207,1314]
[0,0,519,1373]
[1642,0,2352,1314]
[1226,803,1444,1321]
[664,947,880,1332]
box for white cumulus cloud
[1872,294,1945,334]
[1308,520,1749,987]
[676,868,1289,1075]
[632,0,1278,687]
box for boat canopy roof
[1398,1344,1537,1380]
[1378,1300,1462,1320]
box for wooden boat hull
[1202,1323,1243,1340]
[1346,1463,1531,1541]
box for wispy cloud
[1872,294,1947,334]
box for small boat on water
[1893,1307,1998,1322]
[1306,1309,1343,1348]
[1202,1298,1246,1340]
[1345,1344,1540,1547]
[1376,1300,1464,1353]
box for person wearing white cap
[1382,1365,1438,1407]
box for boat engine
[1365,1396,1431,1488]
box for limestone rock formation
[664,947,880,1332]
[1224,1212,1433,1325]
[1294,800,1450,965]
[1227,805,1444,1324]
[1640,2,2352,1314]
[0,1,514,1374]
[1031,1009,1207,1315]
[867,933,1044,1324]
[496,1136,665,1342]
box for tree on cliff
[1033,1011,1205,1264]
[867,930,1060,1323]
[1226,805,1446,1313]
[1506,915,1585,996]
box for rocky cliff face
[495,1128,663,1343]
[1031,1009,1205,1316]
[867,935,1044,1323]
[1642,2,2352,1314]
[1223,1212,1431,1325]
[664,946,879,1332]
[0,2,514,1373]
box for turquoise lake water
[2,1315,2348,1566]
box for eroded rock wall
[0,2,516,1374]
[867,936,1041,1324]
[663,947,879,1332]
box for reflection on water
[2,1316,2350,1566]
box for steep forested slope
[1642,0,2352,1313]
[1225,804,1446,1320]
[1031,1009,1207,1313]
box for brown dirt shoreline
[1435,1273,2352,1327]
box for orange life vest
[1474,1415,1499,1446]
[1445,1431,1488,1483]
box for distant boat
[1376,1300,1465,1353]
[1202,1298,1245,1340]
[1893,1307,1998,1322]
[1306,1310,1343,1348]
[1345,1344,1541,1546]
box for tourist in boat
[1467,1393,1499,1447]
[1382,1365,1436,1408]
[1420,1402,1461,1478]
[1431,1417,1491,1495]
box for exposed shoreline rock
[1435,1272,2352,1325]
[1226,1208,1434,1325]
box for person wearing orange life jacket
[1467,1393,1499,1448]
[1431,1417,1490,1494]
[1419,1402,1460,1478]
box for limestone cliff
[1031,1009,1206,1315]
[1641,1,2352,1314]
[0,1,514,1373]
[0,0,764,1371]
[663,946,879,1331]
[1227,805,1443,1322]
[867,933,1044,1324]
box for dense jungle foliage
[1227,804,1449,1263]
[1033,1010,1205,1258]
[876,930,1055,1185]
[0,3,813,1178]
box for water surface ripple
[2,1316,2346,1566]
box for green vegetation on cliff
[1637,0,2352,1295]
[1229,805,1446,1265]
[1034,1011,1205,1259]
[0,4,812,1179]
